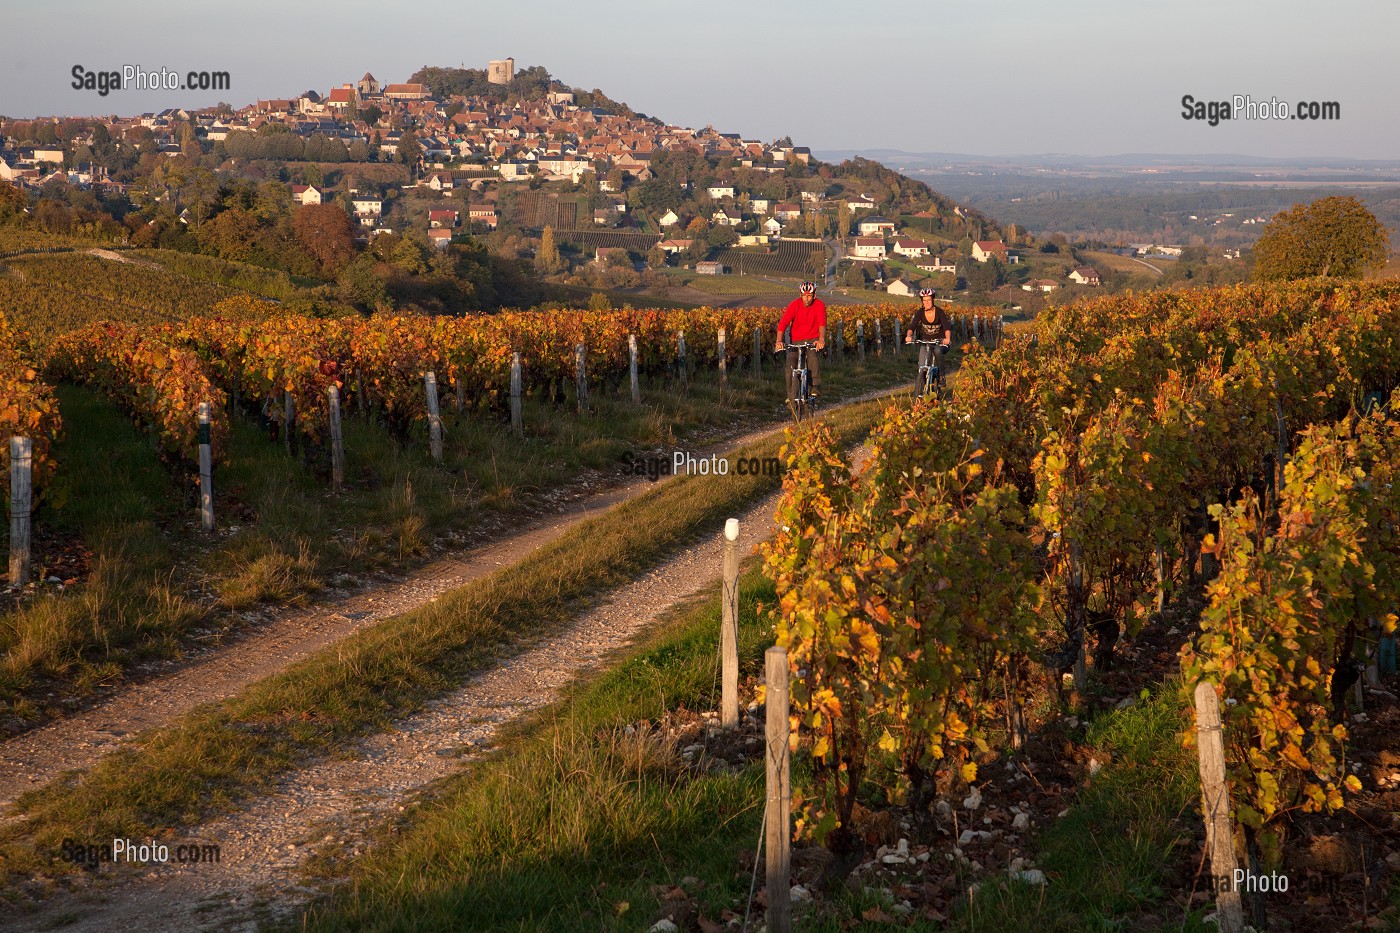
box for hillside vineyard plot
[0,298,1003,504]
[764,279,1400,865]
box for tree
[292,203,356,274]
[535,225,564,274]
[398,129,422,173]
[1254,196,1389,281]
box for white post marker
[1194,681,1246,933]
[197,403,214,533]
[510,352,523,437]
[718,327,727,387]
[678,330,688,387]
[424,371,443,464]
[721,518,740,729]
[628,334,641,404]
[765,645,792,933]
[328,385,345,489]
[8,436,32,586]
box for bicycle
[913,339,947,401]
[781,340,818,423]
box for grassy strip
[290,604,1203,931]
[0,385,199,711]
[1,395,892,885]
[2,354,915,721]
[951,689,1200,932]
[295,564,780,932]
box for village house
[1022,279,1061,292]
[423,172,455,192]
[711,208,743,227]
[852,236,887,260]
[706,184,735,200]
[351,196,382,224]
[383,83,431,101]
[971,240,1009,263]
[427,228,454,249]
[695,260,727,275]
[428,208,459,228]
[762,216,784,236]
[774,203,801,221]
[291,184,324,206]
[657,209,681,228]
[846,196,876,212]
[658,238,694,254]
[886,278,918,297]
[749,197,772,214]
[468,206,499,229]
[1069,266,1102,286]
[595,247,629,265]
[859,217,897,237]
[891,237,931,258]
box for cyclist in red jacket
[775,282,827,399]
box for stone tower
[487,58,515,85]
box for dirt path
[0,388,901,811]
[2,484,794,932]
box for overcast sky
[2,0,1393,160]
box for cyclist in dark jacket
[905,288,951,345]
[905,288,950,397]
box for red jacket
[777,297,827,342]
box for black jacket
[906,306,949,342]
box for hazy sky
[2,0,1394,159]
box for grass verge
[295,563,780,932]
[285,650,1205,930]
[0,394,891,889]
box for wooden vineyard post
[1155,542,1167,615]
[8,436,32,587]
[328,385,345,490]
[574,344,589,413]
[753,325,763,377]
[874,319,883,357]
[833,319,842,363]
[721,518,740,729]
[765,646,792,933]
[284,392,296,457]
[718,327,728,388]
[857,320,865,363]
[677,330,688,389]
[628,334,641,404]
[894,317,902,355]
[975,314,982,343]
[510,352,523,438]
[1194,682,1246,933]
[454,376,465,414]
[197,403,214,533]
[424,371,443,464]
